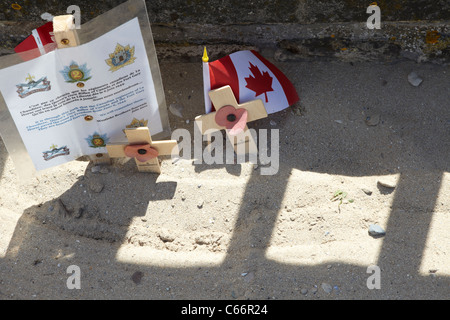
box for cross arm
[151,140,179,156]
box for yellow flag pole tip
[202,47,209,63]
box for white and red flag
[14,22,56,61]
[203,49,299,114]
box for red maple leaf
[245,63,273,103]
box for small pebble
[301,288,308,295]
[408,71,423,87]
[131,271,143,284]
[89,181,104,193]
[362,187,373,195]
[365,114,380,126]
[91,165,101,173]
[368,224,386,237]
[321,283,333,294]
[377,179,396,189]
[168,103,184,118]
[158,232,175,243]
[243,272,255,282]
[73,205,84,219]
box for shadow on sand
[1,60,448,300]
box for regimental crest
[43,144,70,161]
[16,74,51,98]
[85,132,109,148]
[60,61,92,83]
[105,44,136,72]
[126,118,148,129]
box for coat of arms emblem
[85,132,109,148]
[105,44,136,72]
[16,74,51,98]
[43,144,70,161]
[60,61,92,86]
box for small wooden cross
[195,85,267,155]
[106,127,178,173]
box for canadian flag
[203,50,299,114]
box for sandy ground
[0,58,449,301]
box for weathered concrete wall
[1,0,449,63]
[2,0,449,24]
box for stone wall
[1,0,449,63]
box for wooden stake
[53,15,80,48]
[106,127,178,173]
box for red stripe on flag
[209,55,240,111]
[250,50,299,106]
[36,22,54,46]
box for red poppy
[215,105,248,136]
[124,144,158,162]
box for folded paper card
[0,17,164,172]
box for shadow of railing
[0,59,448,299]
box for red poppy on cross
[106,127,178,173]
[195,85,268,156]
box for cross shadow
[1,59,448,299]
[191,127,243,176]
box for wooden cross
[195,85,267,155]
[106,127,178,173]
